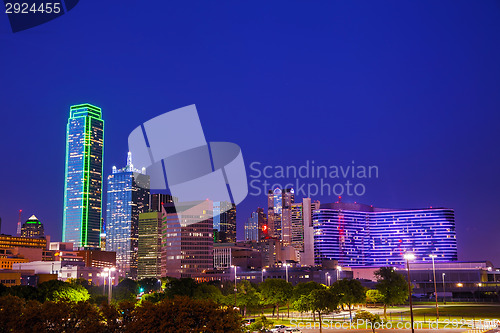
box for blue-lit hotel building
[106,153,150,279]
[313,202,457,267]
[62,104,104,249]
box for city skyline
[0,1,499,264]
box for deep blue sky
[0,1,499,263]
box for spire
[126,151,134,171]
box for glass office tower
[106,152,150,279]
[62,104,104,249]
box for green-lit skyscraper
[62,104,104,249]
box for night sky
[0,1,499,263]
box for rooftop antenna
[16,209,22,236]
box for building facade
[244,211,259,241]
[313,202,458,267]
[106,152,150,279]
[267,188,294,241]
[20,215,45,238]
[213,201,236,243]
[137,211,163,279]
[162,201,214,278]
[62,104,104,249]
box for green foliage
[37,280,90,302]
[164,278,198,298]
[5,285,38,300]
[114,278,139,302]
[292,281,323,302]
[366,289,384,303]
[259,278,292,317]
[193,283,223,303]
[138,277,162,293]
[247,315,274,332]
[126,296,243,333]
[235,280,261,315]
[354,310,382,333]
[331,279,366,318]
[309,288,338,315]
[292,294,312,314]
[374,267,409,307]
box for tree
[37,280,89,302]
[0,295,25,332]
[259,278,292,319]
[114,278,139,302]
[374,267,409,318]
[193,283,223,303]
[331,279,366,320]
[138,277,162,293]
[164,278,198,298]
[125,296,242,333]
[366,289,384,305]
[354,310,382,333]
[234,280,260,316]
[309,288,339,333]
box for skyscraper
[138,211,163,279]
[162,200,214,278]
[20,215,45,238]
[106,152,150,279]
[244,212,259,241]
[267,187,294,242]
[62,104,104,249]
[213,201,236,243]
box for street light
[284,264,290,283]
[104,267,116,304]
[429,254,439,319]
[404,253,416,333]
[325,272,329,286]
[336,266,342,281]
[442,273,446,305]
[327,274,331,287]
[231,265,237,306]
[262,268,266,283]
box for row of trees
[0,295,241,333]
[0,267,409,332]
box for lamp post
[442,273,446,305]
[284,264,290,283]
[429,255,439,319]
[231,265,237,307]
[336,266,342,281]
[325,272,329,286]
[404,253,416,333]
[262,268,266,283]
[327,274,331,287]
[104,267,116,304]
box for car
[271,325,287,333]
[243,318,256,326]
[285,329,303,333]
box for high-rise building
[256,207,268,240]
[244,212,259,241]
[106,152,150,279]
[137,211,163,279]
[20,215,45,239]
[149,193,175,212]
[267,188,294,242]
[301,199,320,266]
[313,202,458,267]
[213,201,236,243]
[62,104,104,249]
[162,201,214,278]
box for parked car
[271,325,287,333]
[285,329,303,333]
[243,318,256,326]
